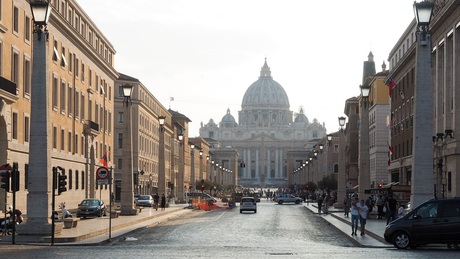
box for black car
[384,198,460,249]
[77,198,107,218]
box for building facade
[0,0,117,213]
[199,59,327,187]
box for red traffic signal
[0,171,10,192]
[201,184,205,191]
[306,184,309,190]
[378,183,383,188]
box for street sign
[96,166,110,185]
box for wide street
[0,200,457,258]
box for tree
[317,175,337,191]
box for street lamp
[177,132,185,202]
[158,115,166,196]
[411,0,434,208]
[337,116,347,208]
[120,83,137,215]
[20,0,54,236]
[199,150,203,182]
[358,84,371,200]
[190,144,195,191]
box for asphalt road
[0,201,458,258]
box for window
[75,171,79,189]
[53,126,57,149]
[118,112,123,123]
[52,76,58,109]
[61,47,67,67]
[118,133,123,149]
[24,116,29,142]
[88,69,92,87]
[12,112,18,140]
[0,41,3,74]
[12,50,19,83]
[74,134,78,154]
[75,91,79,118]
[53,41,59,62]
[81,63,85,82]
[60,129,64,151]
[95,103,99,124]
[67,84,72,115]
[117,159,122,170]
[23,56,31,95]
[80,94,85,120]
[108,111,112,134]
[68,132,71,152]
[68,170,73,190]
[25,16,31,41]
[13,6,19,33]
[60,80,66,113]
[81,172,85,190]
[81,136,84,155]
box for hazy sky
[77,0,415,136]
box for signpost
[96,166,110,185]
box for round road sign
[96,167,110,180]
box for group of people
[343,193,405,236]
[152,193,166,211]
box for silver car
[136,195,154,207]
[240,196,257,213]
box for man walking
[153,193,160,211]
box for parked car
[136,195,154,207]
[77,198,107,218]
[273,194,303,204]
[240,196,257,213]
[384,198,460,249]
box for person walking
[359,199,369,236]
[350,197,360,236]
[153,193,160,211]
[385,194,398,225]
[376,195,385,219]
[160,193,166,211]
[317,193,323,214]
[344,194,351,217]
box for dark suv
[384,198,460,249]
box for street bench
[63,218,80,229]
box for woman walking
[160,193,166,211]
[350,197,360,236]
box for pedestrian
[376,195,385,219]
[160,193,166,211]
[359,199,369,236]
[344,194,351,217]
[317,193,323,214]
[323,191,330,214]
[350,197,360,236]
[385,194,398,225]
[153,193,160,211]
[365,196,374,219]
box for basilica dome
[241,59,290,109]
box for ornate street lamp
[158,115,166,196]
[411,0,434,208]
[337,116,347,208]
[19,0,54,237]
[358,84,371,200]
[190,144,195,191]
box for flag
[100,151,108,168]
[388,143,394,155]
[385,76,396,97]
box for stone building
[199,59,327,187]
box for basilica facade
[199,60,327,187]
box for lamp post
[337,116,347,207]
[199,150,203,182]
[412,0,434,208]
[206,155,210,181]
[120,83,137,215]
[177,133,185,202]
[190,144,195,191]
[158,116,166,196]
[358,84,371,200]
[19,0,53,236]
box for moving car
[384,198,460,249]
[240,196,257,213]
[136,195,154,207]
[273,194,303,204]
[77,198,107,218]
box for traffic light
[201,184,205,191]
[306,184,309,190]
[0,171,10,192]
[12,162,19,192]
[58,174,67,195]
[378,183,383,188]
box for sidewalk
[304,202,392,248]
[0,203,194,245]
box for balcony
[84,120,100,137]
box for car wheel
[240,210,243,213]
[295,200,300,204]
[254,209,257,213]
[278,200,283,205]
[392,231,411,249]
